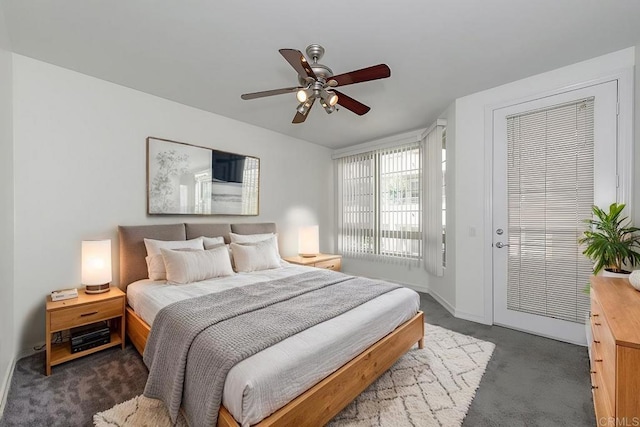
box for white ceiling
[3,1,640,149]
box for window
[337,144,422,262]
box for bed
[119,222,424,427]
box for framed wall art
[147,137,260,215]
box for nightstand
[283,254,342,272]
[45,287,125,375]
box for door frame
[482,68,634,333]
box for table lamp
[82,239,112,294]
[298,225,319,258]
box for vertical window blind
[337,143,422,262]
[423,124,445,276]
[507,98,594,324]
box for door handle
[495,242,510,248]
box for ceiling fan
[240,44,391,124]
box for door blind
[506,97,594,324]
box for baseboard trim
[455,309,492,325]
[0,357,16,418]
[427,288,455,316]
[494,322,587,347]
[399,282,429,294]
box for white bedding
[127,264,420,426]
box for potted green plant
[579,202,640,277]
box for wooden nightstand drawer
[50,298,122,331]
[315,258,342,271]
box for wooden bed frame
[127,307,424,427]
[119,222,425,426]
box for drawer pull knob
[591,385,598,390]
[594,322,601,326]
[80,311,98,317]
[593,340,600,344]
[590,370,597,374]
[591,314,599,317]
[325,265,334,269]
[595,359,603,362]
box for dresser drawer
[315,258,341,271]
[50,298,123,331]
[591,297,616,413]
[592,370,613,426]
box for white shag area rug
[94,323,495,427]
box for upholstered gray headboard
[118,222,276,290]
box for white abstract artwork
[147,137,259,215]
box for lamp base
[299,253,318,258]
[85,283,110,294]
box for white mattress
[127,265,420,426]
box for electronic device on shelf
[70,321,110,353]
[50,288,78,302]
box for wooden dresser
[589,276,640,426]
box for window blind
[423,123,445,276]
[337,152,376,256]
[337,143,422,263]
[506,98,594,324]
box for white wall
[0,2,14,413]
[12,55,334,354]
[454,48,635,323]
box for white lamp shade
[298,225,319,257]
[81,240,112,285]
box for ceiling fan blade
[241,86,301,100]
[292,99,315,124]
[330,64,390,87]
[334,90,371,115]
[279,49,317,80]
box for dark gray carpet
[1,293,595,426]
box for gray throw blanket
[143,269,401,426]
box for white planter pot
[601,269,631,280]
[629,270,640,291]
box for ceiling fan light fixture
[321,89,338,107]
[296,99,313,115]
[296,88,309,103]
[322,103,336,114]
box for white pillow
[144,237,204,256]
[201,236,225,249]
[229,232,280,257]
[199,236,236,268]
[231,240,281,273]
[145,248,202,281]
[145,254,167,281]
[229,232,273,243]
[143,237,205,279]
[161,246,234,285]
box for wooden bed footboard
[126,308,425,427]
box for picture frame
[146,137,260,216]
